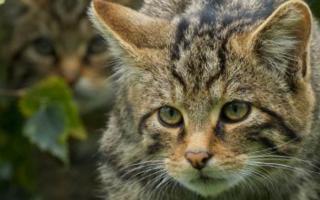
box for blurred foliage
[0,77,87,197]
[0,99,36,196]
[20,77,87,163]
[0,0,98,199]
[0,2,89,196]
[0,0,88,189]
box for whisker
[247,161,320,176]
[248,154,320,170]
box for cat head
[4,0,140,112]
[91,0,315,197]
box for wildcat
[0,0,141,113]
[90,0,320,199]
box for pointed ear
[248,0,312,78]
[89,0,172,62]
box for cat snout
[184,151,212,170]
[60,58,81,86]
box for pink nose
[184,151,212,170]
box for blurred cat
[1,0,142,113]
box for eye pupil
[232,105,238,113]
[169,109,175,116]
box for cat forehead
[165,1,280,92]
[169,0,280,56]
[167,18,245,94]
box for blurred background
[0,0,319,199]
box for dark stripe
[138,111,154,135]
[217,38,228,76]
[147,133,164,155]
[205,72,221,90]
[244,123,274,134]
[246,123,287,155]
[204,37,229,90]
[171,18,190,61]
[258,106,301,141]
[151,132,161,140]
[177,129,186,143]
[147,142,164,155]
[215,121,225,139]
[248,133,287,156]
[172,68,187,92]
[251,134,276,149]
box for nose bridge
[61,56,80,72]
[184,124,215,170]
[60,55,81,84]
[185,124,213,152]
[184,98,222,151]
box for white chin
[182,179,230,198]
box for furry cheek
[141,113,182,155]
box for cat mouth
[189,173,226,185]
[180,172,230,197]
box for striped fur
[90,0,320,199]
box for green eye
[221,101,251,123]
[158,106,183,127]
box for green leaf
[19,77,87,162]
[24,104,68,163]
[19,76,86,140]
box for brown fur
[90,0,320,199]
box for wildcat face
[4,0,120,112]
[91,0,319,199]
[123,39,314,197]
